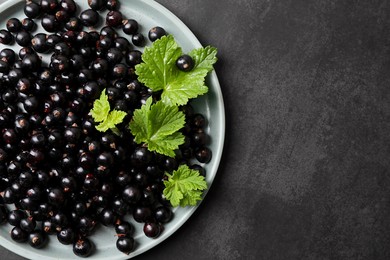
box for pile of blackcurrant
[0,0,212,257]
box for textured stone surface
[2,0,390,259]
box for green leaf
[96,118,111,132]
[129,97,185,157]
[135,35,217,106]
[163,165,207,207]
[161,69,209,106]
[95,110,126,132]
[130,97,152,144]
[90,89,127,134]
[90,89,110,122]
[148,100,187,137]
[148,131,185,158]
[107,110,127,126]
[180,190,203,207]
[135,35,182,92]
[189,46,218,71]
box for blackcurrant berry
[57,227,76,245]
[41,14,60,33]
[116,237,134,254]
[115,221,134,236]
[20,217,36,232]
[131,33,145,47]
[106,10,123,27]
[195,147,212,163]
[15,30,31,47]
[106,0,119,11]
[0,29,13,44]
[176,54,194,72]
[133,206,153,223]
[21,18,36,32]
[73,238,94,257]
[29,231,47,249]
[22,53,42,71]
[125,50,142,66]
[143,222,161,238]
[122,185,141,204]
[40,0,58,14]
[8,209,27,226]
[148,26,166,42]
[65,17,82,31]
[80,9,99,27]
[10,226,28,243]
[24,1,41,18]
[99,208,117,226]
[6,18,22,33]
[60,0,77,15]
[31,33,49,53]
[122,19,138,35]
[154,206,173,223]
[88,0,106,10]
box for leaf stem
[110,127,122,137]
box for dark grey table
[2,0,390,259]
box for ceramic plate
[0,0,225,259]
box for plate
[0,0,225,259]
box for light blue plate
[0,0,225,259]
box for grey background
[2,0,390,259]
